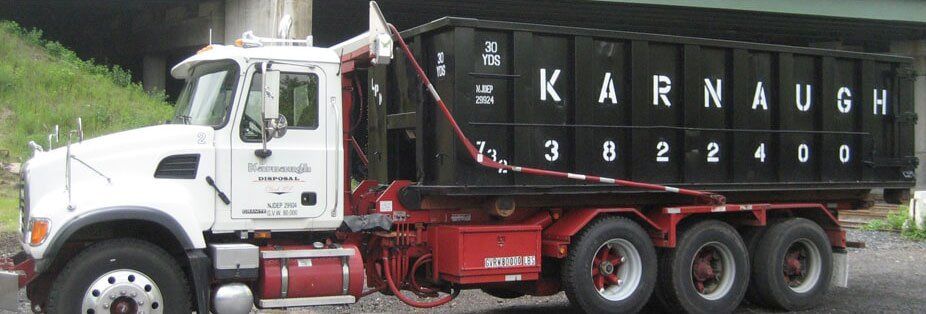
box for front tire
[654,220,749,314]
[562,216,657,313]
[750,218,833,311]
[46,238,191,314]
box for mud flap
[832,251,848,288]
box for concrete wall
[224,0,312,44]
[891,41,926,189]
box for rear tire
[562,216,657,313]
[654,220,749,314]
[750,218,833,311]
[46,238,191,314]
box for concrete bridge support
[224,0,312,44]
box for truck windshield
[172,61,240,126]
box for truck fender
[39,206,197,273]
[541,208,662,258]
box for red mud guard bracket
[0,252,35,311]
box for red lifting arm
[387,25,724,205]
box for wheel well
[30,220,193,310]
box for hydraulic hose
[381,251,458,308]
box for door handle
[301,192,317,206]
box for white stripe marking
[600,177,616,184]
[667,208,681,214]
[427,84,441,102]
[665,187,680,193]
[712,206,727,212]
[567,173,586,180]
[512,167,522,172]
[477,154,484,163]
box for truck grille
[19,169,29,235]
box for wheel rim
[81,269,164,314]
[690,241,736,301]
[590,238,643,301]
[784,238,822,294]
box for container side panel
[367,65,389,181]
[684,46,731,183]
[426,31,459,185]
[732,50,777,182]
[513,33,574,185]
[822,58,862,181]
[778,54,821,182]
[574,37,631,181]
[465,30,515,185]
[631,43,682,183]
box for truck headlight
[28,218,50,246]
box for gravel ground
[2,229,925,313]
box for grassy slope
[0,21,174,232]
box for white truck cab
[19,43,346,262]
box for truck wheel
[750,218,832,311]
[654,220,748,314]
[562,216,656,313]
[46,238,191,314]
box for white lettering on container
[753,81,768,110]
[653,75,672,107]
[837,87,853,113]
[482,41,501,66]
[704,78,722,108]
[873,89,888,115]
[435,52,446,78]
[540,68,562,102]
[598,72,618,104]
[796,84,812,112]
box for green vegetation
[863,205,926,241]
[0,197,17,232]
[0,21,175,232]
[0,20,173,160]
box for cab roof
[170,44,340,79]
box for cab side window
[240,72,320,141]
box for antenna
[209,28,213,44]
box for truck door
[228,64,330,222]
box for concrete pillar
[142,55,167,92]
[891,40,926,188]
[892,40,926,227]
[224,0,312,44]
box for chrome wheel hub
[82,269,163,314]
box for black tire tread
[653,220,749,314]
[46,238,191,314]
[751,218,832,311]
[562,215,656,313]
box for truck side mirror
[262,70,281,122]
[256,67,283,158]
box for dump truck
[0,2,917,313]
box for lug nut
[131,292,137,297]
[617,279,623,286]
[620,256,626,263]
[109,295,116,300]
[120,290,126,296]
[103,304,109,309]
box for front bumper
[0,252,35,311]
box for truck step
[259,295,356,308]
